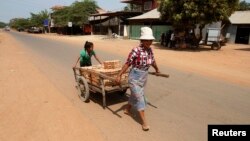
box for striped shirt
[126,44,155,71]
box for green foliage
[70,0,97,25]
[52,0,97,27]
[123,6,130,11]
[9,18,30,29]
[8,0,97,29]
[52,7,71,27]
[123,3,138,11]
[29,10,49,27]
[159,0,239,29]
[9,9,48,29]
[0,22,7,28]
[238,0,250,10]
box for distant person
[165,30,172,47]
[160,33,165,46]
[170,32,175,48]
[74,41,102,67]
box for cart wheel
[77,77,89,102]
[211,42,221,50]
[119,89,127,96]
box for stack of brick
[103,60,121,69]
[80,60,128,87]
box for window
[144,1,152,11]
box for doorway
[235,27,250,44]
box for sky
[0,0,249,23]
[0,0,126,23]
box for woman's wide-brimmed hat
[139,27,155,40]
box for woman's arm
[115,63,129,84]
[151,61,160,73]
[94,54,102,64]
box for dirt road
[0,32,104,141]
[0,31,249,141]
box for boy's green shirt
[80,49,95,65]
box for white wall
[227,25,237,43]
[202,22,222,40]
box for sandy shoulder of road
[0,32,104,141]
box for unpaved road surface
[0,31,104,141]
[1,30,250,141]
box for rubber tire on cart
[77,76,89,102]
[119,89,127,96]
[211,42,221,50]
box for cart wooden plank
[73,65,129,108]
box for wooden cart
[72,64,129,108]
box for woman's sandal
[142,125,150,131]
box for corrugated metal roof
[88,7,108,21]
[229,11,250,24]
[88,16,108,21]
[128,8,160,20]
[128,9,250,24]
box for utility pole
[68,22,73,35]
[48,13,51,33]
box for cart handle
[148,72,169,78]
[72,67,79,82]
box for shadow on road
[235,48,250,51]
[89,91,129,108]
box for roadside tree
[238,0,250,10]
[0,22,7,28]
[29,10,49,27]
[52,0,97,27]
[9,10,48,31]
[9,18,30,29]
[158,0,239,43]
[69,0,97,26]
[52,7,71,27]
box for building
[89,0,159,37]
[228,11,250,44]
[119,0,173,41]
[128,8,172,41]
[50,6,108,35]
[89,11,141,36]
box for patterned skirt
[128,68,148,111]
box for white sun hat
[139,27,155,40]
